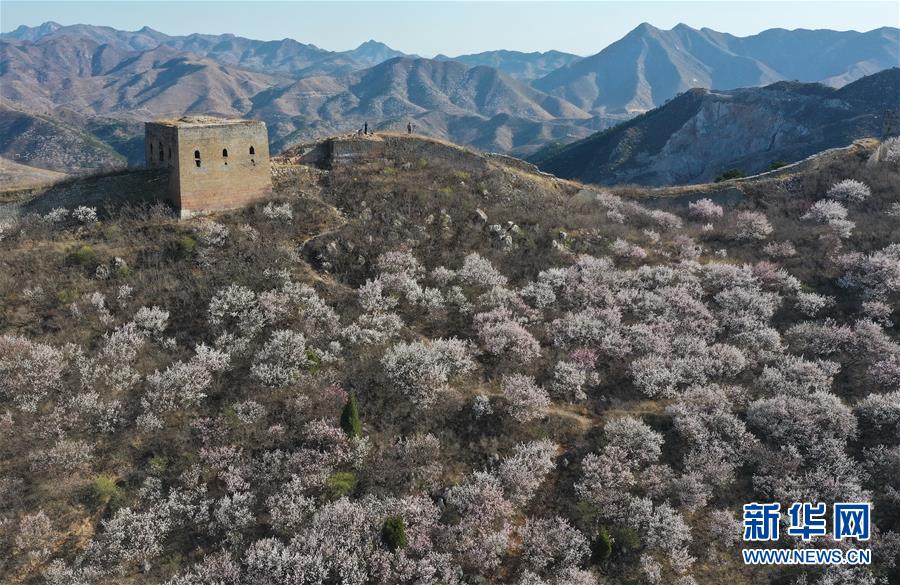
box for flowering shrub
[610,238,648,259]
[381,338,475,406]
[72,206,99,224]
[0,336,66,412]
[209,284,267,338]
[251,330,309,387]
[143,359,214,419]
[838,244,900,299]
[474,308,540,362]
[445,471,514,574]
[196,220,230,247]
[134,306,170,335]
[795,291,834,317]
[688,198,723,220]
[455,253,508,287]
[15,510,53,561]
[4,134,898,585]
[550,360,588,401]
[497,439,557,504]
[472,394,493,418]
[377,250,424,277]
[44,208,69,224]
[826,179,870,202]
[803,199,854,237]
[342,311,403,345]
[262,202,293,220]
[734,211,773,240]
[763,240,797,258]
[518,516,588,574]
[550,307,628,356]
[500,374,550,422]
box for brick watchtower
[145,116,272,217]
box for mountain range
[1,21,897,175]
[435,49,581,80]
[533,23,899,114]
[532,68,900,185]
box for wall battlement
[145,116,272,217]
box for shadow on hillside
[0,168,171,220]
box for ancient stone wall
[174,122,271,216]
[0,169,169,220]
[144,123,180,206]
[145,125,178,170]
[144,119,273,217]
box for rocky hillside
[533,23,900,114]
[0,102,126,173]
[532,68,900,186]
[261,57,597,153]
[1,131,898,585]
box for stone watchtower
[145,116,272,217]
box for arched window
[158,142,164,162]
[249,146,255,155]
[222,148,228,157]
[167,147,172,161]
[194,150,201,168]
[149,144,154,161]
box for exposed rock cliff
[532,69,899,185]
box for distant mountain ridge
[343,40,412,68]
[0,35,605,161]
[1,22,411,77]
[1,21,897,173]
[533,23,900,114]
[531,68,900,186]
[435,50,582,80]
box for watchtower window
[222,148,228,157]
[249,146,255,155]
[158,142,164,162]
[150,144,154,160]
[194,150,201,168]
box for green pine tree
[382,516,408,551]
[340,394,362,438]
[592,525,613,563]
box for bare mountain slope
[2,22,364,77]
[1,37,289,118]
[0,36,598,158]
[238,58,599,154]
[533,23,900,114]
[0,102,126,173]
[342,40,412,68]
[532,68,900,186]
[0,156,67,192]
[435,49,581,81]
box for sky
[2,1,898,57]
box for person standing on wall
[364,122,368,135]
[407,122,412,134]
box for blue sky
[2,1,898,56]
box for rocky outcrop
[533,69,899,186]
